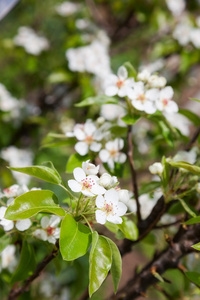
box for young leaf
[105,237,122,293]
[178,198,196,218]
[66,153,90,173]
[0,234,11,253]
[89,231,112,297]
[11,241,36,284]
[117,217,138,241]
[75,95,118,107]
[60,214,92,261]
[8,165,62,185]
[190,97,200,103]
[139,181,161,195]
[162,156,170,188]
[179,108,200,126]
[5,190,66,220]
[169,161,200,176]
[123,61,137,79]
[185,271,200,286]
[191,242,200,251]
[121,114,140,125]
[185,217,200,225]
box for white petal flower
[173,149,197,164]
[99,138,126,169]
[68,167,105,196]
[104,66,135,97]
[95,189,127,224]
[156,86,178,113]
[149,162,164,175]
[117,189,130,204]
[33,215,61,244]
[0,245,17,271]
[99,173,118,188]
[15,219,32,231]
[82,160,100,175]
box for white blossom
[98,173,118,189]
[156,86,178,114]
[173,148,197,164]
[149,162,164,175]
[99,138,126,169]
[68,167,105,197]
[0,184,29,198]
[104,66,135,97]
[173,23,192,46]
[95,189,127,224]
[164,112,191,136]
[117,189,130,205]
[127,194,157,219]
[33,215,61,244]
[0,206,31,232]
[0,245,17,271]
[82,160,100,175]
[128,82,158,114]
[55,1,80,16]
[1,146,33,185]
[166,0,185,17]
[13,27,49,55]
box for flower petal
[95,210,107,224]
[16,219,31,231]
[96,195,105,208]
[117,66,128,80]
[90,142,102,152]
[73,167,86,182]
[75,142,89,156]
[104,188,119,204]
[68,179,82,193]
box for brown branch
[185,125,200,151]
[127,125,141,223]
[108,223,200,300]
[8,241,59,300]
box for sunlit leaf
[185,271,200,286]
[185,217,200,225]
[117,217,138,241]
[66,153,90,173]
[169,161,200,176]
[191,243,200,251]
[60,214,92,261]
[5,190,66,220]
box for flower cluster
[173,16,200,48]
[104,66,178,115]
[68,160,127,224]
[66,119,127,169]
[13,26,49,55]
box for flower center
[116,80,124,88]
[109,149,117,157]
[85,135,93,145]
[81,177,95,191]
[46,226,55,236]
[137,94,146,102]
[162,98,168,106]
[103,202,114,216]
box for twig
[185,126,200,151]
[8,241,59,300]
[127,125,141,223]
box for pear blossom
[0,245,17,271]
[69,120,103,156]
[128,82,158,114]
[164,112,191,136]
[166,0,185,17]
[149,162,164,175]
[82,160,100,175]
[68,167,106,197]
[173,148,197,164]
[127,194,157,219]
[117,189,130,205]
[95,189,127,224]
[148,75,167,89]
[104,66,135,97]
[99,138,126,169]
[33,215,61,244]
[13,26,49,55]
[173,23,192,46]
[98,173,118,189]
[55,1,80,16]
[156,86,178,113]
[0,184,29,198]
[0,206,31,232]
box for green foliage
[169,161,200,176]
[121,114,141,125]
[185,217,200,225]
[0,233,11,253]
[185,272,200,287]
[5,190,66,219]
[60,214,92,261]
[89,232,112,297]
[66,153,90,173]
[11,241,36,284]
[75,95,118,107]
[9,165,62,185]
[117,217,138,241]
[191,243,200,251]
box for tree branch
[7,241,59,300]
[108,223,200,300]
[127,125,141,223]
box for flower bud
[99,173,118,188]
[82,160,99,175]
[149,162,163,175]
[117,189,130,204]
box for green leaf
[11,241,36,284]
[60,214,92,261]
[0,234,11,253]
[89,232,112,297]
[117,217,138,241]
[179,108,200,126]
[121,114,140,125]
[178,198,196,218]
[185,217,200,225]
[9,165,62,185]
[152,271,164,283]
[123,61,137,79]
[110,125,128,137]
[5,190,66,220]
[169,161,200,176]
[190,98,200,103]
[158,120,173,147]
[66,153,90,173]
[162,156,170,188]
[105,237,122,293]
[139,181,161,195]
[75,95,118,107]
[191,242,200,251]
[185,271,200,286]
